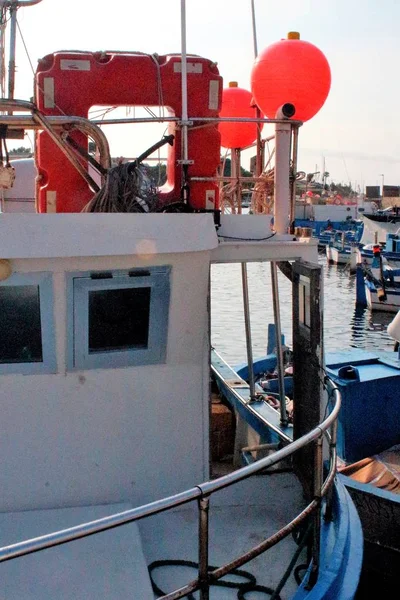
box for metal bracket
[178,120,193,126]
[177,159,194,165]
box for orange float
[219,82,259,149]
[250,32,331,122]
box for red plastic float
[35,51,222,212]
[218,82,259,149]
[250,32,331,122]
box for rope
[251,166,275,214]
[148,560,280,599]
[82,162,159,213]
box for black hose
[148,559,280,599]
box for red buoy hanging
[250,32,331,122]
[219,82,259,149]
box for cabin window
[0,273,56,374]
[69,266,171,370]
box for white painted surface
[0,504,153,599]
[313,204,358,221]
[0,251,211,512]
[2,158,36,200]
[0,213,218,258]
[274,122,291,234]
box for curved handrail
[0,100,112,188]
[0,381,341,564]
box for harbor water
[211,254,396,365]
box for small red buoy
[219,82,259,149]
[250,32,331,122]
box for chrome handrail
[0,100,111,189]
[0,380,341,598]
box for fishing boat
[325,230,360,270]
[362,206,400,225]
[0,1,362,598]
[355,254,400,313]
[356,232,400,270]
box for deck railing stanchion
[242,262,256,401]
[198,496,210,600]
[309,435,323,587]
[270,261,288,425]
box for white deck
[140,473,307,599]
[0,503,153,599]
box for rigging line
[16,18,67,117]
[16,17,34,76]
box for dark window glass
[0,285,43,363]
[88,287,151,353]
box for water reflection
[211,255,396,365]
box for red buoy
[250,32,331,122]
[219,82,259,149]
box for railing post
[325,414,338,522]
[241,263,256,401]
[198,496,210,600]
[309,436,323,588]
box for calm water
[211,254,396,365]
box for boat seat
[0,503,154,599]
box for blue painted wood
[211,349,292,443]
[355,265,367,306]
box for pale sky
[9,0,400,191]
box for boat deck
[139,472,308,599]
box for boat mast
[0,1,43,105]
[180,0,190,202]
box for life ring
[334,198,341,205]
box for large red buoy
[250,32,331,122]
[219,82,259,149]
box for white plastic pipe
[274,121,291,234]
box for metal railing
[0,99,111,191]
[0,378,340,599]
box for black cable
[217,232,277,242]
[148,559,281,599]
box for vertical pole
[235,148,242,213]
[309,436,323,587]
[198,496,210,600]
[270,261,288,424]
[250,0,263,180]
[325,414,338,522]
[290,125,299,226]
[180,0,189,162]
[242,262,256,401]
[250,0,258,58]
[274,122,292,233]
[7,5,17,105]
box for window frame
[67,267,171,370]
[0,272,56,375]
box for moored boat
[0,1,362,598]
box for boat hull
[365,280,400,312]
[339,474,400,590]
